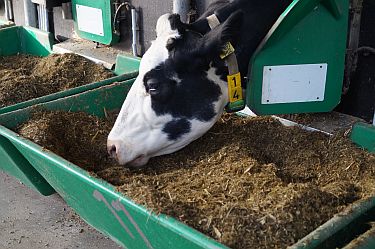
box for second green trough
[0,25,140,115]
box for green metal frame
[71,0,119,45]
[0,135,55,195]
[290,197,375,249]
[114,54,142,76]
[0,25,53,56]
[0,80,374,248]
[342,226,375,249]
[247,0,350,115]
[0,26,141,115]
[350,123,375,153]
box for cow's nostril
[108,144,117,158]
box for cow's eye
[146,78,160,96]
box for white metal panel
[237,106,257,117]
[76,4,104,36]
[262,63,328,104]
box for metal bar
[343,0,364,94]
[44,6,49,31]
[5,0,14,21]
[47,7,54,34]
[61,2,72,20]
[173,0,190,23]
[290,197,375,249]
[39,5,44,30]
[131,8,138,57]
[37,4,49,32]
[7,0,13,20]
[4,0,10,20]
[357,46,375,55]
[343,224,375,249]
[37,4,41,29]
[23,0,37,27]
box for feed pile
[0,54,114,107]
[17,111,375,249]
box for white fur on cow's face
[108,14,228,167]
[108,74,172,166]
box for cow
[107,0,293,167]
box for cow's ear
[156,13,187,37]
[196,10,243,58]
[168,14,187,34]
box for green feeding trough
[0,25,53,57]
[0,80,373,249]
[0,25,140,115]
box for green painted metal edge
[350,123,375,153]
[20,26,54,56]
[0,80,228,249]
[114,54,142,76]
[0,81,133,125]
[0,26,22,56]
[289,197,375,249]
[247,0,349,115]
[71,0,119,45]
[0,73,138,115]
[0,26,54,56]
[0,135,55,195]
[343,226,375,249]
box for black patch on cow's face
[142,28,226,126]
[143,60,222,122]
[144,65,177,103]
[163,118,191,140]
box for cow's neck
[207,64,229,117]
[192,0,293,78]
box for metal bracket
[343,0,364,94]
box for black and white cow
[108,0,293,166]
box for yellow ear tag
[227,72,243,103]
[220,42,235,59]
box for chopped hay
[17,111,375,249]
[0,54,114,107]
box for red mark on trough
[112,200,154,249]
[93,190,135,239]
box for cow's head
[108,11,243,167]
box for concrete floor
[0,171,122,249]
